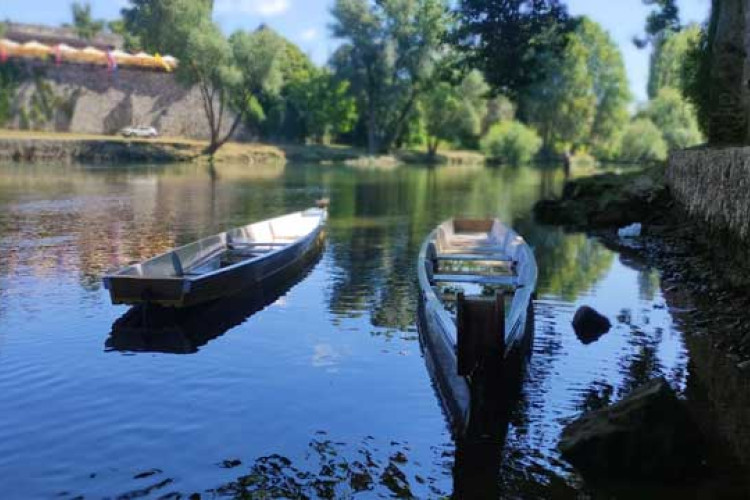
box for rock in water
[559,378,705,481]
[572,306,611,345]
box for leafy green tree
[619,118,668,162]
[121,0,214,53]
[71,2,105,41]
[482,95,516,135]
[454,0,572,97]
[329,0,452,154]
[120,0,285,154]
[682,13,713,137]
[480,121,542,164]
[286,69,358,143]
[647,24,701,99]
[420,70,489,155]
[522,17,630,158]
[639,87,703,150]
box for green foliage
[246,26,356,144]
[522,17,630,158]
[647,24,701,99]
[420,70,489,154]
[682,4,715,138]
[482,95,515,135]
[480,121,542,164]
[640,87,703,150]
[635,0,681,48]
[0,63,20,125]
[107,19,141,51]
[285,70,358,143]
[121,0,214,54]
[71,2,105,41]
[330,0,452,153]
[619,118,668,162]
[454,0,572,96]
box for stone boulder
[559,378,705,481]
[572,306,612,345]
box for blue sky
[1,0,710,102]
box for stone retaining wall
[668,147,750,240]
[4,60,247,141]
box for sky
[1,0,711,103]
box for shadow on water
[106,243,324,354]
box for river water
[0,161,744,498]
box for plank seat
[432,274,517,286]
[439,246,507,255]
[228,242,289,251]
[436,253,512,263]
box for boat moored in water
[103,206,327,308]
[417,218,537,437]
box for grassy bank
[0,130,486,166]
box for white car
[120,126,158,138]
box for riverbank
[0,130,485,166]
[534,166,750,474]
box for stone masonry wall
[5,60,247,141]
[668,147,750,240]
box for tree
[640,87,703,150]
[454,0,572,97]
[420,70,489,155]
[706,0,748,144]
[329,0,452,154]
[71,2,105,41]
[120,0,285,154]
[121,0,214,54]
[634,0,681,48]
[648,24,701,99]
[522,17,630,158]
[619,118,668,162]
[244,26,356,144]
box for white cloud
[215,0,291,17]
[299,28,318,42]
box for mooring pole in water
[457,292,506,377]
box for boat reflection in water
[419,301,535,498]
[106,241,324,355]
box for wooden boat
[416,218,537,437]
[106,247,323,354]
[103,206,327,307]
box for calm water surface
[0,161,738,498]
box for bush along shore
[534,166,750,479]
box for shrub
[480,121,542,164]
[619,118,668,163]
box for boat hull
[104,209,326,307]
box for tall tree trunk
[708,0,750,144]
[204,112,244,156]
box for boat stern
[103,275,191,307]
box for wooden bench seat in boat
[432,274,517,287]
[435,253,513,263]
